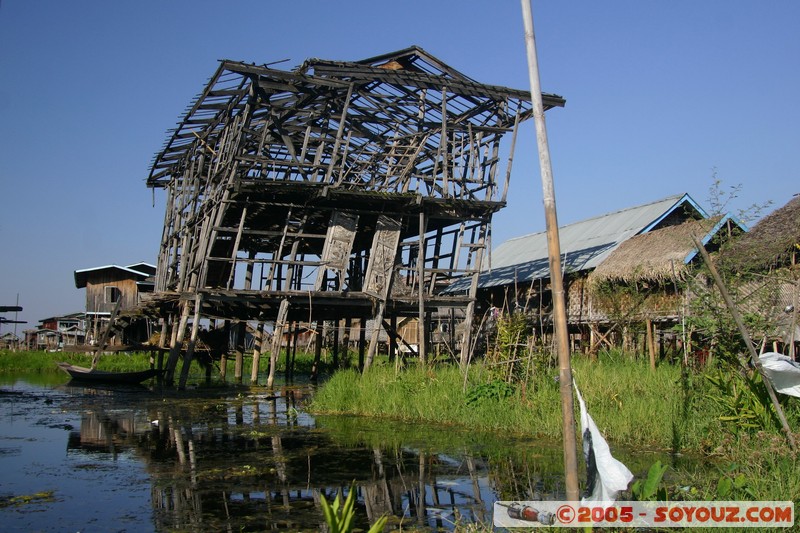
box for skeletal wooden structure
[147,46,564,386]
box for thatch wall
[719,196,800,273]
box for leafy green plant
[714,464,757,500]
[319,485,387,533]
[704,369,779,433]
[630,460,669,501]
[465,380,516,406]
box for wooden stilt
[178,294,203,390]
[165,302,191,385]
[234,322,245,384]
[267,299,289,387]
[251,322,264,384]
[647,319,657,371]
[310,322,322,380]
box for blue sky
[1,1,798,330]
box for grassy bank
[0,349,162,373]
[0,348,340,382]
[312,355,716,450]
[311,353,800,508]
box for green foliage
[465,380,516,406]
[319,485,387,533]
[313,358,712,449]
[630,461,669,501]
[704,368,779,433]
[714,464,757,500]
[0,350,156,373]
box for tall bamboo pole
[520,0,580,501]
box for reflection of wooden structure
[146,46,564,385]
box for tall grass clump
[311,353,714,450]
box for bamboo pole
[647,319,657,372]
[520,0,580,501]
[691,235,796,450]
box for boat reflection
[64,386,571,531]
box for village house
[74,262,157,346]
[716,195,800,357]
[445,193,746,357]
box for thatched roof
[719,195,800,273]
[588,216,732,285]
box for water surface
[0,375,680,531]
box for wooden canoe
[57,362,160,384]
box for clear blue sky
[1,1,798,330]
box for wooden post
[358,318,366,372]
[234,322,245,384]
[692,235,796,451]
[342,317,352,365]
[332,320,339,369]
[310,322,323,380]
[219,320,230,381]
[157,318,169,375]
[521,0,580,501]
[178,294,203,390]
[251,323,264,384]
[418,211,427,364]
[647,319,657,372]
[165,302,191,385]
[267,299,289,387]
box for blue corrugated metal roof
[446,193,703,292]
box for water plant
[630,461,668,501]
[319,485,387,533]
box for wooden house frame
[145,46,564,385]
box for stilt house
[447,193,745,354]
[145,46,564,384]
[74,263,156,345]
[717,195,800,354]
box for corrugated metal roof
[446,193,702,292]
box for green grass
[0,348,352,384]
[311,353,800,521]
[312,355,745,452]
[0,349,162,373]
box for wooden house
[446,194,745,355]
[0,332,20,350]
[36,312,87,348]
[586,215,744,355]
[74,263,156,345]
[717,195,800,355]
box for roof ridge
[503,193,686,243]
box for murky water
[0,373,684,532]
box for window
[105,286,121,304]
